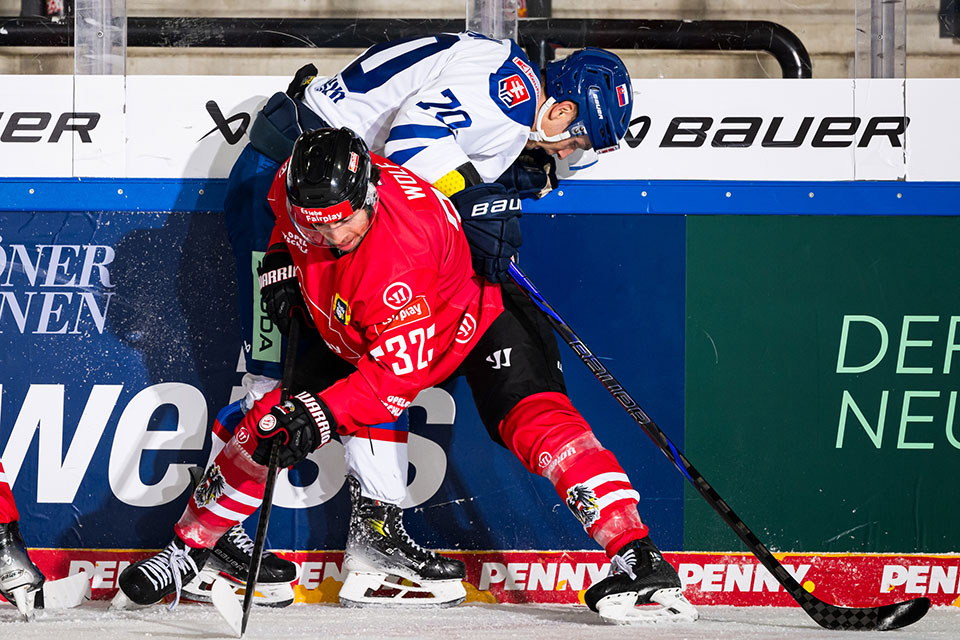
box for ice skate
[0,521,45,619]
[339,476,465,608]
[584,536,698,624]
[113,536,210,610]
[183,523,297,607]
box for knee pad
[498,392,590,475]
[499,392,648,554]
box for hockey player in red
[116,128,696,623]
[0,461,43,618]
[0,461,90,618]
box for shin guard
[176,396,274,548]
[500,392,648,556]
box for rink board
[26,548,960,607]
[2,178,958,604]
[1,75,959,608]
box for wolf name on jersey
[302,33,540,186]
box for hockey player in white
[118,32,694,623]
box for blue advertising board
[0,179,686,554]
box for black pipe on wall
[0,16,813,78]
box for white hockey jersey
[301,32,541,184]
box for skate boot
[183,524,297,608]
[584,536,698,624]
[0,521,45,618]
[339,476,465,608]
[113,536,210,610]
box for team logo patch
[383,282,413,310]
[258,413,278,433]
[193,464,226,508]
[348,151,359,173]
[455,312,477,344]
[381,295,431,333]
[566,484,600,528]
[333,293,351,325]
[498,74,531,108]
[616,83,630,107]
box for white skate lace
[390,514,432,559]
[226,525,256,556]
[138,542,199,610]
[609,549,637,580]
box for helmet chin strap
[527,97,573,144]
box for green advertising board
[685,215,960,554]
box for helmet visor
[288,182,379,251]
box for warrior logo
[193,464,226,508]
[565,484,600,528]
[537,451,552,468]
[455,312,477,344]
[383,282,413,310]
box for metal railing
[0,16,813,78]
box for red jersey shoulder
[372,155,454,218]
[268,159,290,209]
[371,154,460,230]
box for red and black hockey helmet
[285,127,380,238]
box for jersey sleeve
[318,266,443,434]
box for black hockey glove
[253,391,334,468]
[451,183,522,284]
[285,63,318,99]
[495,148,558,200]
[257,245,312,335]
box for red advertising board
[30,549,960,608]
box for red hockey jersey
[267,155,504,434]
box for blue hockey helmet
[543,48,633,154]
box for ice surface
[0,601,957,640]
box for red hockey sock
[0,462,19,523]
[175,391,276,548]
[500,393,648,556]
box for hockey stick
[240,320,300,636]
[507,262,930,631]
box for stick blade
[210,577,243,637]
[39,572,92,610]
[808,596,931,631]
[876,597,932,631]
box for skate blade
[596,588,699,625]
[109,588,142,611]
[182,569,295,608]
[39,572,91,609]
[339,571,465,609]
[209,578,243,637]
[11,586,36,620]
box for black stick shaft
[507,262,929,631]
[240,321,299,634]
